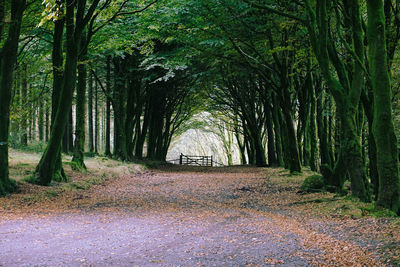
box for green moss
[45,190,59,198]
[0,178,18,196]
[361,206,398,218]
[289,171,302,176]
[22,195,36,202]
[301,174,325,192]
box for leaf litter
[0,153,399,266]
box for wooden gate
[179,153,213,167]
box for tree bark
[35,0,95,185]
[309,78,318,171]
[367,0,400,213]
[105,55,111,157]
[0,0,26,195]
[72,38,87,170]
[265,103,277,166]
[49,3,66,182]
[94,77,99,154]
[20,63,28,146]
[88,72,94,153]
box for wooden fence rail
[179,153,213,167]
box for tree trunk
[105,56,111,157]
[0,0,25,195]
[272,96,284,167]
[38,94,44,141]
[234,124,247,165]
[317,91,332,168]
[72,45,87,170]
[282,108,302,172]
[62,108,73,153]
[367,0,400,213]
[88,72,94,153]
[34,0,82,185]
[336,105,371,201]
[309,80,318,171]
[265,103,277,166]
[49,5,66,181]
[94,78,99,154]
[20,63,28,146]
[45,99,50,142]
[31,96,36,142]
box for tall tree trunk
[317,90,333,168]
[35,0,83,185]
[305,0,370,200]
[31,97,36,142]
[309,79,318,171]
[105,56,111,157]
[45,99,49,142]
[367,0,400,213]
[72,39,87,169]
[134,100,150,159]
[272,96,284,167]
[282,108,302,172]
[88,72,94,153]
[49,2,66,182]
[265,103,277,166]
[94,78,99,154]
[20,63,28,146]
[362,90,379,199]
[38,96,44,141]
[0,0,26,195]
[234,123,247,165]
[62,109,73,153]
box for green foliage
[300,174,325,192]
[9,141,46,153]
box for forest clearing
[0,150,399,266]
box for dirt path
[0,165,397,266]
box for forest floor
[0,150,400,266]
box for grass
[5,149,399,220]
[4,149,142,207]
[271,168,399,219]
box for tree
[367,0,400,213]
[304,0,371,200]
[34,0,100,185]
[0,0,26,194]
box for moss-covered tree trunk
[49,2,66,182]
[272,96,284,167]
[305,0,371,201]
[62,109,73,153]
[0,0,25,195]
[282,107,302,172]
[361,90,379,200]
[367,0,400,213]
[316,90,332,168]
[309,76,318,171]
[35,0,99,185]
[72,36,87,170]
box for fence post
[179,153,183,165]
